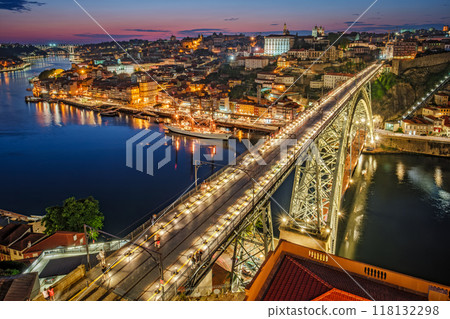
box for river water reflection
[337,153,450,285]
[0,57,245,235]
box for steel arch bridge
[287,82,374,254]
[35,44,78,55]
[157,68,379,298]
[61,64,382,301]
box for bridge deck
[66,64,382,301]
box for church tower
[283,23,289,35]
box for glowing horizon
[0,0,448,44]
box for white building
[264,23,295,56]
[275,75,295,85]
[312,25,325,38]
[323,73,353,89]
[310,80,324,89]
[106,64,135,75]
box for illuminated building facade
[264,23,295,56]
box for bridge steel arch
[163,83,376,298]
[36,44,77,55]
[288,82,374,254]
[159,82,376,298]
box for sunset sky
[0,0,449,43]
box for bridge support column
[287,82,374,255]
[231,202,274,292]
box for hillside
[372,53,450,121]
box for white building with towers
[312,26,325,38]
[264,23,295,56]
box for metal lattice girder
[182,202,274,294]
[289,83,374,254]
[231,203,274,292]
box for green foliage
[372,72,397,101]
[229,85,246,99]
[339,38,350,50]
[38,68,56,80]
[261,63,276,72]
[0,261,26,277]
[395,127,404,133]
[220,64,243,78]
[42,196,104,239]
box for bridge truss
[165,202,274,298]
[160,82,376,299]
[289,81,374,254]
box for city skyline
[0,0,449,43]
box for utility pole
[194,160,199,187]
[84,224,91,270]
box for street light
[82,224,165,300]
[194,160,256,210]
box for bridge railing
[126,66,375,242]
[24,239,128,275]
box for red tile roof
[0,224,31,247]
[0,272,39,301]
[325,72,354,77]
[313,288,369,301]
[8,233,45,251]
[23,231,84,255]
[263,255,331,301]
[262,253,426,301]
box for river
[0,57,245,235]
[337,153,450,285]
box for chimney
[27,241,32,248]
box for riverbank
[39,97,278,133]
[0,62,31,73]
[372,129,450,157]
[363,147,450,158]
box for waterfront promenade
[368,129,450,157]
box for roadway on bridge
[66,63,382,301]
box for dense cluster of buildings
[29,25,450,126]
[0,57,30,72]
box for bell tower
[283,23,289,35]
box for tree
[0,261,26,277]
[229,85,246,99]
[38,68,56,80]
[42,196,104,239]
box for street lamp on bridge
[193,160,256,211]
[82,224,165,300]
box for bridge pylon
[287,81,374,254]
[179,201,275,297]
[230,202,274,292]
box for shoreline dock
[50,98,279,133]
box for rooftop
[0,272,39,301]
[0,223,31,247]
[246,240,450,301]
[23,231,84,255]
[9,233,45,252]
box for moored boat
[25,96,43,102]
[165,124,232,140]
